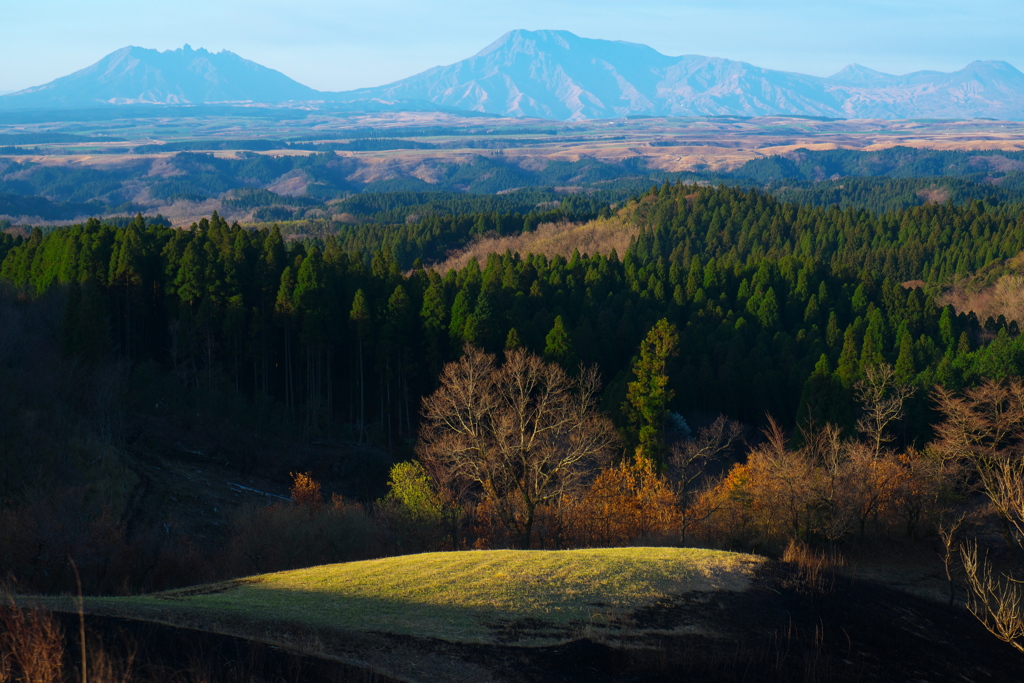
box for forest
[3,178,1024,658]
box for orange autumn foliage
[566,457,679,547]
[290,471,323,510]
[685,422,952,550]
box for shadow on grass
[56,559,1024,682]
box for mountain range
[3,30,1024,121]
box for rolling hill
[32,547,1024,682]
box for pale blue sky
[3,0,1022,93]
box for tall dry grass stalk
[0,601,65,683]
[433,217,636,273]
[782,540,845,594]
[0,599,135,683]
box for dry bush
[684,462,761,549]
[80,635,135,683]
[0,602,64,683]
[0,488,219,596]
[0,490,133,595]
[686,417,952,552]
[887,448,953,539]
[289,471,323,510]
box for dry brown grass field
[433,216,637,271]
[8,114,1024,175]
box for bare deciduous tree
[932,380,1024,471]
[669,415,743,491]
[961,541,1024,653]
[933,379,1024,651]
[670,415,743,543]
[855,363,915,456]
[416,346,617,548]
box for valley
[4,112,1024,227]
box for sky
[2,0,1023,93]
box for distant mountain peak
[0,45,319,108]
[961,59,1024,76]
[830,64,889,78]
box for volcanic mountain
[0,44,320,108]
[3,32,1024,120]
[336,30,1024,121]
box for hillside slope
[89,548,760,644]
[337,29,1024,121]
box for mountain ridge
[2,30,1023,121]
[334,30,1024,120]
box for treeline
[0,192,106,221]
[730,146,1024,184]
[771,175,1024,214]
[233,188,616,228]
[324,196,614,268]
[4,184,1024,444]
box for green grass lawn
[83,547,761,645]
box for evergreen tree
[350,289,371,440]
[543,315,576,368]
[623,318,679,465]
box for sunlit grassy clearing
[90,548,761,643]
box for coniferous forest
[5,180,1024,656]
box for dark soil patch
[425,560,1024,682]
[49,611,392,682]
[485,616,574,643]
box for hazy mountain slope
[335,30,681,120]
[825,60,1024,119]
[336,29,1024,121]
[0,45,320,108]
